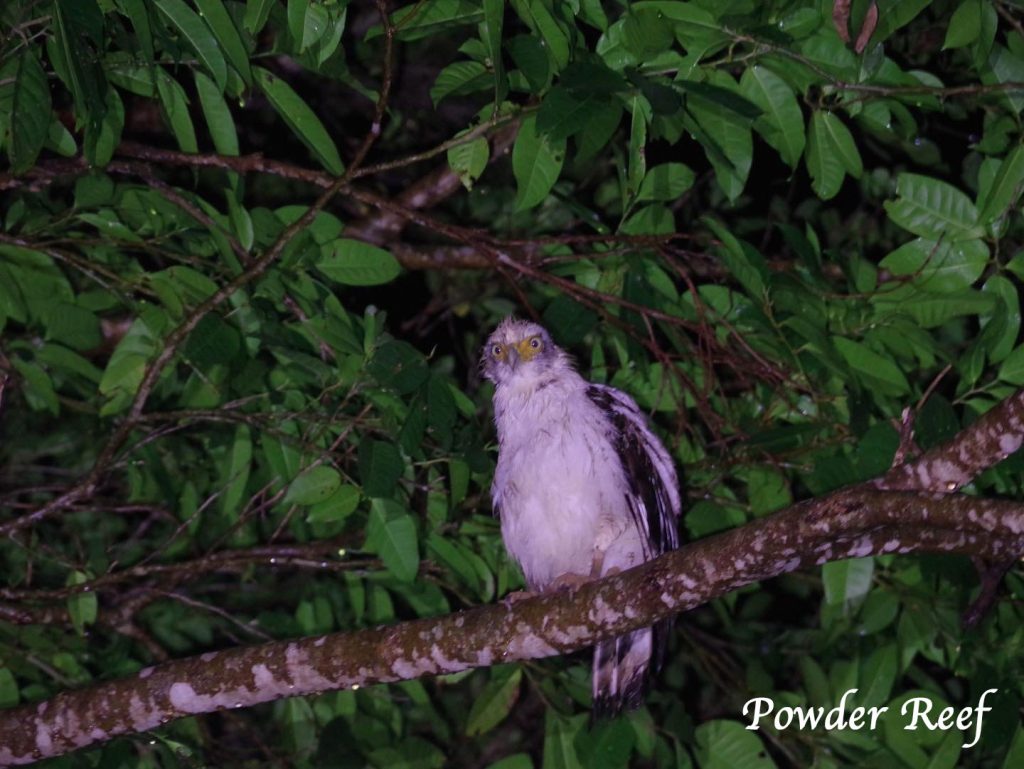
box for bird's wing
[587,383,681,558]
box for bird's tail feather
[592,627,653,717]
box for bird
[481,316,681,716]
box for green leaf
[285,465,342,506]
[676,80,761,121]
[0,667,18,709]
[746,468,791,516]
[704,218,767,299]
[833,337,910,395]
[12,358,59,415]
[487,755,533,769]
[740,65,805,168]
[982,275,1020,362]
[806,111,845,200]
[306,484,360,524]
[508,34,549,92]
[67,571,98,634]
[83,88,125,167]
[427,534,481,593]
[858,644,898,707]
[220,424,253,517]
[636,163,695,202]
[513,114,565,211]
[366,498,419,582]
[317,239,403,286]
[985,45,1024,114]
[156,71,198,154]
[387,0,484,41]
[873,287,996,328]
[195,71,239,156]
[884,173,983,241]
[153,0,228,90]
[512,0,570,70]
[183,314,240,368]
[7,51,51,173]
[542,711,586,769]
[254,67,343,175]
[694,720,777,769]
[98,315,159,414]
[575,100,622,161]
[45,117,77,157]
[465,667,522,735]
[978,145,1024,222]
[195,0,253,84]
[579,717,636,769]
[631,1,729,53]
[431,60,491,105]
[244,0,275,34]
[537,86,608,142]
[822,557,874,611]
[870,0,930,44]
[943,0,981,50]
[119,0,155,61]
[879,238,988,292]
[626,95,647,198]
[483,0,506,102]
[997,343,1024,384]
[447,136,489,190]
[52,0,107,132]
[368,339,430,394]
[44,303,102,351]
[689,75,753,202]
[1001,724,1024,769]
[359,439,405,497]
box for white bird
[482,317,681,715]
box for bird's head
[480,317,561,386]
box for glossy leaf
[153,0,229,90]
[317,239,402,286]
[254,67,344,175]
[447,135,489,190]
[284,465,341,506]
[7,51,51,173]
[195,0,253,84]
[740,65,805,168]
[694,720,777,769]
[465,668,522,735]
[366,498,420,582]
[885,173,983,241]
[513,114,565,211]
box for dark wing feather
[586,384,681,557]
[587,383,683,715]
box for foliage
[2,0,1024,767]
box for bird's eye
[491,344,506,359]
[529,337,542,350]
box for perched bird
[482,317,681,715]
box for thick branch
[876,388,1024,492]
[1,488,1021,765]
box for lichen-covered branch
[876,388,1024,492]
[1,486,1022,765]
[5,391,1024,763]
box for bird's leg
[502,572,589,607]
[548,571,592,591]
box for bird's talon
[502,589,536,607]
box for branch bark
[3,389,1024,764]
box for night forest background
[4,0,1024,767]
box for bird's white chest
[491,382,634,589]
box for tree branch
[4,380,1024,762]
